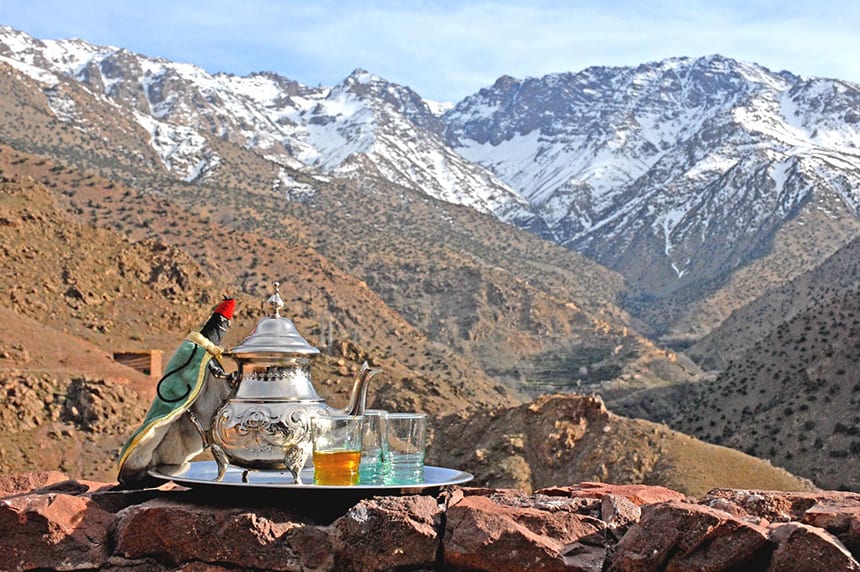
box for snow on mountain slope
[0,26,532,222]
[444,56,860,292]
[311,70,533,222]
[1,25,858,334]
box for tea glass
[383,412,427,485]
[311,415,363,485]
[359,409,388,484]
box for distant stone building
[113,350,163,378]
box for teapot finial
[267,281,285,318]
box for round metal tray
[148,460,473,495]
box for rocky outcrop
[428,395,817,496]
[2,472,860,571]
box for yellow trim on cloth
[116,332,226,486]
[186,331,225,366]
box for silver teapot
[211,283,380,483]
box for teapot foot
[211,443,229,481]
[285,443,311,485]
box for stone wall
[1,472,859,571]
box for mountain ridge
[444,54,860,339]
[3,25,856,343]
[0,42,701,403]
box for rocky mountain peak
[445,52,859,339]
[334,66,441,131]
[490,73,519,90]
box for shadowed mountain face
[667,239,860,491]
[601,238,860,492]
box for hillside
[613,240,860,490]
[0,171,526,480]
[672,270,860,490]
[656,192,860,347]
[0,53,699,401]
[428,394,816,497]
[0,167,523,438]
[607,239,860,491]
[688,236,860,370]
[0,294,815,495]
[0,153,522,410]
[0,305,152,480]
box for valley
[0,24,858,492]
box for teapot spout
[339,361,382,416]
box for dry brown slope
[0,304,152,480]
[428,394,815,497]
[0,172,516,481]
[0,151,519,415]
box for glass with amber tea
[311,415,363,485]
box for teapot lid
[229,282,321,357]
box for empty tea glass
[383,412,427,485]
[358,409,388,484]
[311,415,363,485]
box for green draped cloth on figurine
[117,331,226,487]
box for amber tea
[311,414,363,485]
[313,449,361,485]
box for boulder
[700,488,860,522]
[802,500,860,560]
[769,522,860,571]
[444,489,606,571]
[609,500,772,571]
[538,482,687,506]
[332,495,442,571]
[0,470,71,497]
[113,497,328,571]
[802,500,860,531]
[601,494,641,540]
[850,517,860,560]
[0,491,114,570]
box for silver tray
[148,460,473,495]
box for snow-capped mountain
[0,25,533,224]
[1,25,858,337]
[444,56,860,290]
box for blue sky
[1,0,858,102]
